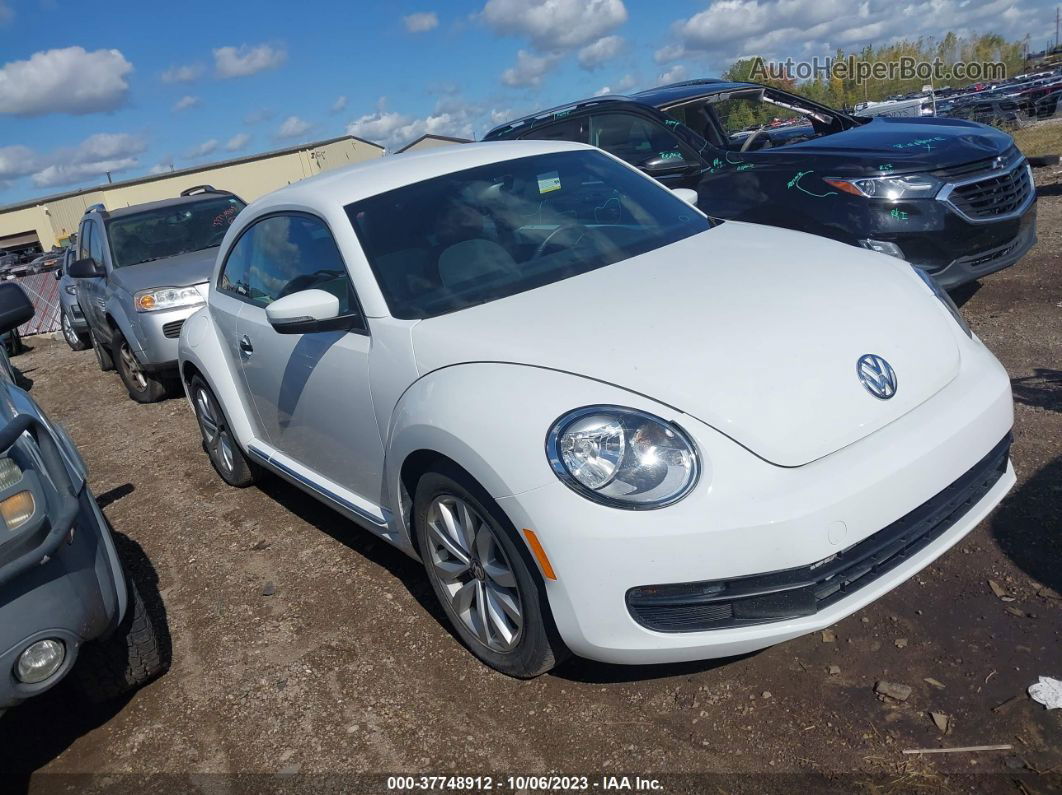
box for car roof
[102,192,239,220]
[482,78,760,138]
[249,140,593,215]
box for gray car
[68,186,245,402]
[56,247,90,351]
[0,283,165,715]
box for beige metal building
[395,134,471,154]
[0,135,384,256]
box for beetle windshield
[346,150,710,319]
[107,196,245,268]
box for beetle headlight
[546,406,699,509]
[134,286,204,312]
[913,267,973,338]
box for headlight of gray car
[546,406,699,509]
[913,266,973,338]
[134,286,204,312]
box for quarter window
[218,214,356,314]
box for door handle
[239,335,253,355]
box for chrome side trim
[247,444,389,528]
[936,159,1035,225]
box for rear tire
[74,573,164,703]
[113,333,167,403]
[413,464,567,678]
[190,376,257,487]
[61,309,90,351]
[90,329,114,371]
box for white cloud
[213,43,286,78]
[481,0,628,51]
[403,11,439,32]
[149,159,174,175]
[0,146,37,180]
[0,47,133,117]
[657,0,1042,66]
[225,132,251,152]
[346,98,477,151]
[501,49,560,87]
[172,95,200,112]
[577,35,625,69]
[657,64,688,85]
[331,95,348,113]
[276,115,312,139]
[615,73,637,91]
[161,63,203,83]
[29,132,149,188]
[489,108,513,124]
[594,85,612,96]
[185,139,219,159]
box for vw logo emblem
[857,354,898,400]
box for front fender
[105,297,139,352]
[177,308,257,446]
[383,362,686,546]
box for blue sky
[0,0,1054,205]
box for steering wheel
[532,224,587,260]
[740,128,768,153]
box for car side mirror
[54,269,63,280]
[639,154,697,177]
[266,289,350,334]
[671,188,699,205]
[0,283,34,334]
[68,257,105,278]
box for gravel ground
[1,172,1060,793]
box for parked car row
[19,75,1022,689]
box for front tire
[113,333,167,403]
[414,465,567,677]
[61,309,90,351]
[190,376,257,487]
[74,573,165,703]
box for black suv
[484,79,1037,289]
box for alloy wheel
[119,341,149,392]
[61,312,79,346]
[194,386,235,473]
[425,494,523,652]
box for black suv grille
[945,161,1033,221]
[162,320,185,338]
[626,434,1011,633]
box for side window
[588,113,697,167]
[519,116,589,144]
[77,222,92,261]
[88,222,105,265]
[222,214,357,314]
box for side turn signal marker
[522,528,557,581]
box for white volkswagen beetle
[178,140,1014,677]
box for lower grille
[162,319,185,338]
[626,434,1011,633]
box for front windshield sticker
[786,170,838,198]
[537,171,561,194]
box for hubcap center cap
[471,560,486,581]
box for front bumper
[0,416,125,710]
[129,303,204,371]
[499,336,1014,664]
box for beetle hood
[410,222,961,467]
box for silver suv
[69,186,245,402]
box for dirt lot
[1,176,1060,793]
